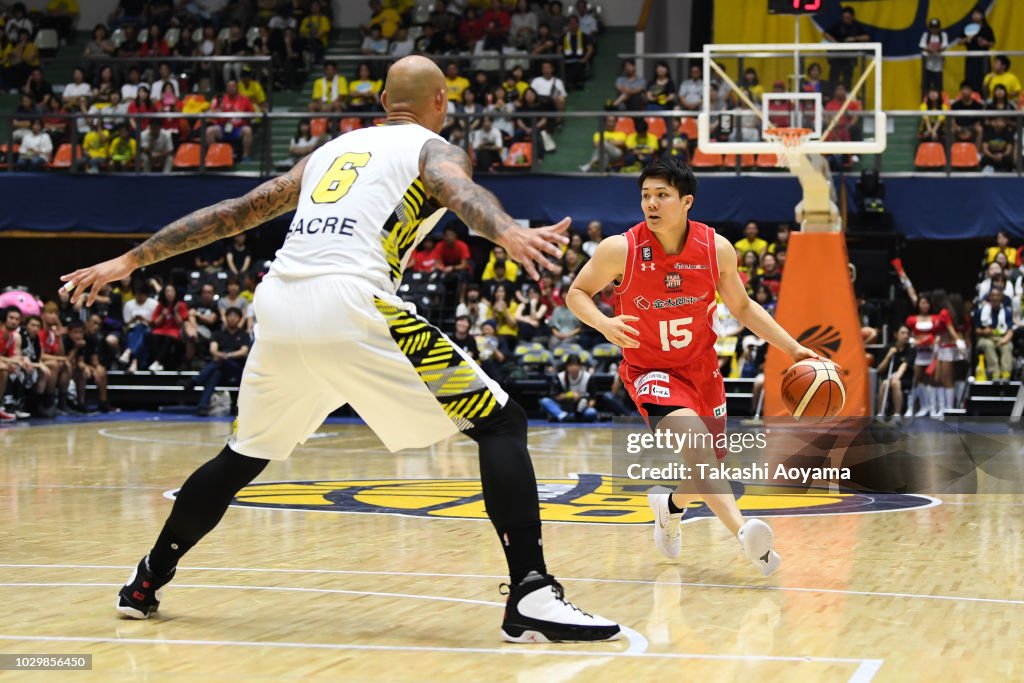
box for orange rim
[765,127,813,146]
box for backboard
[696,42,885,156]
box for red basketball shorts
[620,355,728,460]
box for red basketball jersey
[614,219,720,369]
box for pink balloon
[0,290,43,317]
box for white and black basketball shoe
[738,519,781,576]
[116,556,176,619]
[647,487,683,559]
[500,572,621,643]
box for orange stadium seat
[690,148,722,168]
[614,117,635,134]
[914,142,946,169]
[756,153,779,168]
[172,143,201,169]
[51,144,81,169]
[503,142,533,168]
[677,118,698,139]
[724,153,756,167]
[340,117,362,134]
[951,141,979,169]
[205,143,234,168]
[310,117,328,137]
[644,116,667,139]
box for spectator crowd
[590,5,1020,174]
[0,232,266,421]
[3,0,604,173]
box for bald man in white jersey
[63,56,619,643]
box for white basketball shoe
[738,519,781,576]
[500,572,621,643]
[647,486,683,559]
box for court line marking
[0,582,504,609]
[942,501,1024,506]
[0,634,881,676]
[1,563,1020,607]
[0,581,648,655]
[95,427,580,458]
[0,484,169,491]
[849,659,884,683]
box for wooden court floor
[1,418,1022,682]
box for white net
[764,126,813,169]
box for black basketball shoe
[500,572,621,643]
[116,556,176,619]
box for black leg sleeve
[147,445,269,574]
[465,399,546,583]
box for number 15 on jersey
[659,317,693,352]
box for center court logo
[196,474,937,524]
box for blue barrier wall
[1,173,1022,238]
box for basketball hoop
[764,127,813,168]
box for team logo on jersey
[798,324,843,358]
[633,295,652,310]
[210,474,938,524]
[665,273,682,289]
[640,263,656,272]
[641,246,653,262]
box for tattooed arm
[132,157,307,267]
[62,157,308,305]
[419,139,569,280]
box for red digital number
[803,0,822,9]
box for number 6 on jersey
[311,152,372,204]
[659,317,693,351]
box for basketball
[781,360,846,420]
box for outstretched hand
[60,254,137,307]
[502,217,571,281]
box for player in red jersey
[566,158,821,575]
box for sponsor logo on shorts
[634,371,669,389]
[211,474,939,524]
[665,273,682,289]
[651,385,670,398]
[713,402,727,418]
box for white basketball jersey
[268,124,448,292]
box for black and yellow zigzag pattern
[380,179,436,283]
[374,298,498,430]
